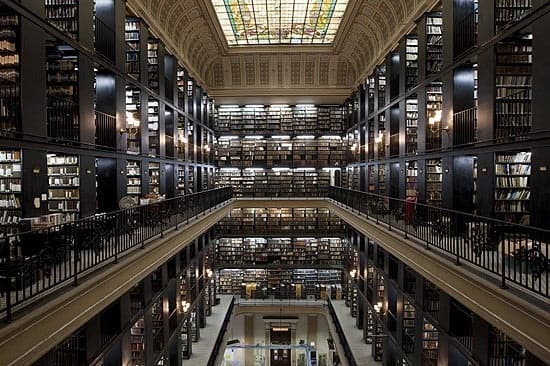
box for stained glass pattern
[211,0,349,45]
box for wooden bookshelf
[45,0,78,39]
[406,36,419,90]
[148,161,160,195]
[125,18,140,80]
[406,98,418,156]
[148,98,159,156]
[495,151,531,224]
[147,38,159,93]
[130,317,145,366]
[0,149,21,236]
[125,86,141,154]
[426,12,443,76]
[495,34,532,139]
[426,82,443,151]
[377,65,386,109]
[215,105,343,136]
[378,113,386,158]
[46,40,79,141]
[406,160,418,198]
[495,0,532,30]
[426,159,442,206]
[126,160,141,197]
[378,164,386,196]
[402,299,416,354]
[423,280,440,318]
[151,298,164,353]
[422,320,439,365]
[0,8,20,133]
[47,153,79,221]
[176,165,185,195]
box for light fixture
[349,269,357,278]
[375,132,384,144]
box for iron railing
[389,133,400,157]
[453,106,477,146]
[206,296,235,366]
[95,110,116,148]
[327,298,358,366]
[47,95,79,142]
[328,186,549,299]
[454,8,478,58]
[0,187,232,320]
[94,17,115,62]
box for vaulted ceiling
[127,0,437,104]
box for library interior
[0,0,548,365]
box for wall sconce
[374,132,383,144]
[428,110,450,134]
[181,300,190,313]
[373,301,383,314]
[32,167,40,174]
[86,169,92,175]
[119,127,139,135]
[349,269,357,279]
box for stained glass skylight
[211,0,350,46]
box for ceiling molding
[129,0,440,102]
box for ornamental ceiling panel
[210,0,350,45]
[128,0,437,103]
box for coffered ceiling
[127,0,438,104]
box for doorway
[270,328,291,366]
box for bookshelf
[0,149,21,236]
[217,268,342,299]
[46,41,79,141]
[402,299,416,354]
[129,282,145,317]
[147,38,159,93]
[151,298,164,353]
[125,86,141,154]
[130,317,145,366]
[126,160,141,197]
[405,98,418,156]
[426,159,442,206]
[148,98,159,156]
[177,165,185,195]
[406,161,418,198]
[423,280,440,318]
[378,65,386,109]
[422,320,439,366]
[426,82,443,151]
[125,18,141,80]
[495,151,531,224]
[0,8,20,133]
[495,35,532,139]
[45,0,78,39]
[406,36,418,90]
[495,0,532,30]
[378,164,386,196]
[426,12,443,76]
[47,153,79,221]
[148,161,160,195]
[187,165,194,193]
[215,105,344,136]
[365,307,375,344]
[378,113,386,159]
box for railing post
[501,242,507,289]
[114,215,119,264]
[73,227,78,286]
[4,250,12,322]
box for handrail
[0,186,233,321]
[326,298,358,366]
[206,296,235,366]
[328,186,549,299]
